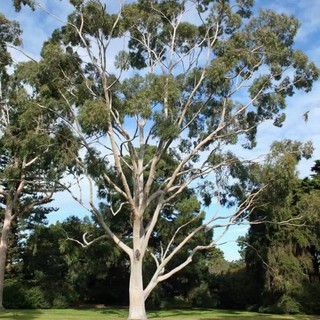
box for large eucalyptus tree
[10,0,319,319]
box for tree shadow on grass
[148,309,215,319]
[198,318,319,320]
[0,309,43,320]
[99,309,127,315]
[73,306,129,317]
[148,309,230,319]
[148,309,319,320]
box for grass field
[0,309,318,320]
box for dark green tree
[243,142,320,314]
[12,1,319,318]
[0,12,79,309]
[17,216,126,308]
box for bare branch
[110,201,129,216]
[162,214,201,262]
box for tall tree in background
[0,14,21,309]
[0,13,78,310]
[243,141,320,314]
[10,1,319,319]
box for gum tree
[12,0,318,319]
[0,64,78,309]
[0,12,78,309]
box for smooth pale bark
[128,214,147,320]
[0,209,12,310]
[128,257,147,320]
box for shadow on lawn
[148,309,211,319]
[78,306,128,317]
[148,309,242,319]
[148,309,318,320]
[199,317,294,320]
[0,309,43,320]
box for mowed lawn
[0,309,319,320]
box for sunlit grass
[0,308,318,320]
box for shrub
[52,294,69,308]
[187,282,218,308]
[296,283,320,314]
[259,295,302,315]
[25,286,51,309]
[3,279,28,308]
[3,279,74,309]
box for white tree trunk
[0,210,11,310]
[128,257,147,320]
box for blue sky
[1,0,320,261]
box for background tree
[11,216,125,308]
[242,142,320,314]
[10,1,319,319]
[0,13,79,310]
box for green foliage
[3,278,75,309]
[49,0,320,152]
[18,217,132,307]
[12,0,35,11]
[25,286,51,309]
[0,13,21,70]
[114,51,130,70]
[3,279,28,309]
[79,98,110,134]
[187,282,217,308]
[240,151,320,314]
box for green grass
[0,308,318,320]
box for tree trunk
[0,210,12,310]
[128,256,147,320]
